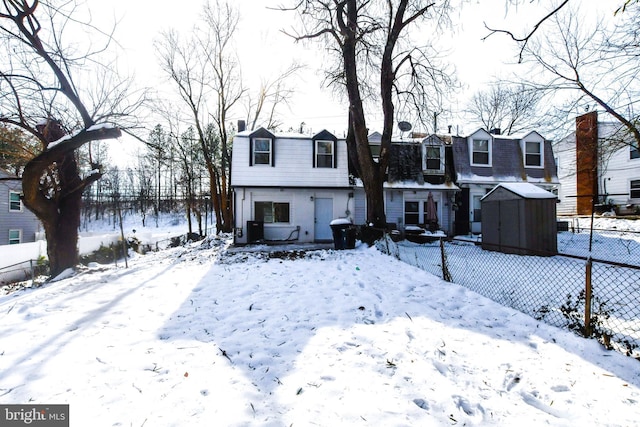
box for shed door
[314,198,333,241]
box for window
[9,191,22,212]
[631,180,640,199]
[315,140,334,168]
[425,146,442,170]
[524,140,543,167]
[404,200,438,225]
[631,145,640,160]
[255,201,290,223]
[405,201,420,225]
[252,138,272,165]
[9,229,21,245]
[370,144,381,161]
[471,139,490,165]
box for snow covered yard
[1,235,639,426]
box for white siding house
[231,128,353,244]
[0,169,41,245]
[556,111,640,215]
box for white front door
[314,198,333,241]
[471,194,483,234]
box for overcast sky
[82,0,613,163]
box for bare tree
[156,2,240,234]
[0,1,131,276]
[199,1,243,233]
[467,84,544,135]
[519,4,640,149]
[283,0,453,229]
[157,1,300,234]
[244,63,304,131]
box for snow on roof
[456,173,560,186]
[235,128,335,140]
[483,182,557,200]
[352,178,459,191]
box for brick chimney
[575,111,598,215]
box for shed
[481,183,557,256]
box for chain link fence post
[584,257,593,337]
[440,238,452,282]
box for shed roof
[482,183,557,200]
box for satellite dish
[398,121,412,132]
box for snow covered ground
[1,229,639,426]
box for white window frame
[470,138,491,167]
[9,191,22,212]
[8,229,21,244]
[254,201,291,224]
[423,144,444,173]
[631,145,640,160]
[252,138,272,165]
[523,139,544,168]
[630,179,640,200]
[315,140,334,168]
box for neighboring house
[0,169,41,245]
[451,128,559,235]
[352,133,459,236]
[556,111,640,215]
[231,127,353,244]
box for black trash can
[330,219,356,250]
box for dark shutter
[271,139,275,167]
[312,140,316,168]
[333,140,337,168]
[249,138,254,166]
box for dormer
[519,130,545,169]
[421,134,446,174]
[368,131,382,161]
[312,130,338,168]
[467,128,493,167]
[249,127,276,167]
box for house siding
[0,171,41,245]
[555,135,578,215]
[233,187,352,244]
[556,112,640,215]
[600,138,640,207]
[231,134,349,188]
[231,129,353,245]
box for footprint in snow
[432,360,449,377]
[413,398,430,410]
[504,371,522,391]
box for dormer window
[312,130,338,168]
[524,140,543,167]
[315,140,334,168]
[425,146,441,170]
[631,145,640,160]
[249,127,276,167]
[253,138,272,165]
[471,139,490,166]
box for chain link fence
[377,235,640,361]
